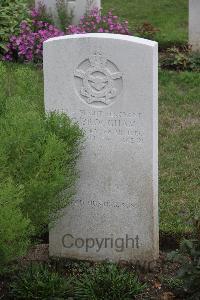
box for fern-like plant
[74,263,146,299]
[9,263,73,299]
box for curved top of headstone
[44,33,157,48]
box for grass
[103,0,188,46]
[0,62,44,113]
[159,71,200,234]
[1,62,199,235]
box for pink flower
[66,7,130,36]
[4,7,130,63]
[3,19,64,63]
[30,8,40,18]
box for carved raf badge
[74,51,123,106]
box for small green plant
[160,46,200,72]
[135,22,159,40]
[160,46,189,71]
[189,52,200,72]
[34,0,72,31]
[168,217,200,299]
[9,263,72,299]
[74,263,146,299]
[33,2,55,25]
[56,0,73,31]
[162,276,183,290]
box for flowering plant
[3,9,63,63]
[67,8,130,35]
[3,7,130,63]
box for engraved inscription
[70,110,144,145]
[72,199,136,210]
[74,51,123,106]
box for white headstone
[189,0,200,51]
[44,33,159,263]
[35,0,101,25]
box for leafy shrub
[0,82,83,235]
[168,217,200,299]
[9,263,72,299]
[0,179,31,267]
[0,0,30,53]
[67,8,130,35]
[74,263,145,299]
[160,46,200,72]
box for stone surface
[189,0,200,51]
[35,0,101,25]
[44,33,159,263]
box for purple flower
[3,6,130,63]
[30,8,40,18]
[66,7,130,36]
[3,19,64,63]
